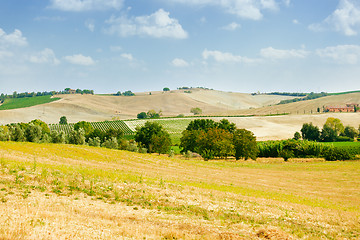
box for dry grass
[0,141,359,239]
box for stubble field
[0,141,359,239]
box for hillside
[0,89,296,124]
[0,141,359,239]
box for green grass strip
[0,95,60,110]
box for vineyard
[124,118,193,133]
[49,120,134,135]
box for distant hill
[0,88,297,124]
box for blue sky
[1,0,360,94]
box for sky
[1,0,360,94]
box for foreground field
[0,142,359,239]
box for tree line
[0,88,94,103]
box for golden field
[0,141,359,239]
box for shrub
[137,112,148,119]
[101,137,118,149]
[88,137,101,147]
[51,131,65,144]
[25,124,42,143]
[190,107,202,115]
[67,128,86,145]
[323,146,354,161]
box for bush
[101,137,118,149]
[323,146,354,161]
[51,131,65,144]
[336,136,353,142]
[67,128,86,145]
[137,112,148,119]
[25,123,43,143]
[88,137,101,147]
[190,107,202,115]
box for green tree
[29,119,50,135]
[59,116,67,125]
[67,128,86,145]
[0,126,10,141]
[195,128,234,160]
[9,124,26,142]
[147,109,161,119]
[186,119,217,131]
[135,121,171,153]
[293,131,301,140]
[180,130,201,153]
[217,119,236,133]
[233,129,258,160]
[74,121,94,136]
[320,124,337,142]
[301,123,320,141]
[163,87,170,91]
[137,112,148,119]
[51,131,65,144]
[324,117,344,136]
[344,126,358,140]
[101,137,118,149]
[25,123,42,142]
[151,133,172,154]
[190,107,202,115]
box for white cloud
[260,47,309,60]
[222,22,241,31]
[283,0,290,7]
[0,50,13,59]
[169,0,278,20]
[121,53,134,61]
[171,58,189,67]
[0,28,27,47]
[316,45,360,64]
[50,0,123,11]
[85,20,95,32]
[64,54,95,66]
[106,9,188,39]
[309,0,360,36]
[110,45,122,52]
[292,19,299,24]
[29,48,60,65]
[202,49,258,63]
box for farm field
[0,141,359,239]
[0,96,60,110]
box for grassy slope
[0,141,359,239]
[0,96,60,110]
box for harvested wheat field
[0,141,359,239]
[0,89,297,124]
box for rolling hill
[1,88,360,140]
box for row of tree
[299,117,359,142]
[0,88,94,103]
[114,90,135,96]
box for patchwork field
[0,141,359,239]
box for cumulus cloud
[222,22,241,31]
[106,9,188,39]
[29,48,60,65]
[202,49,259,63]
[0,28,27,47]
[50,0,123,11]
[309,0,360,36]
[283,0,291,7]
[121,53,134,61]
[64,54,95,66]
[168,0,278,20]
[316,45,360,64]
[85,20,95,32]
[0,50,13,59]
[260,47,309,60]
[171,58,189,67]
